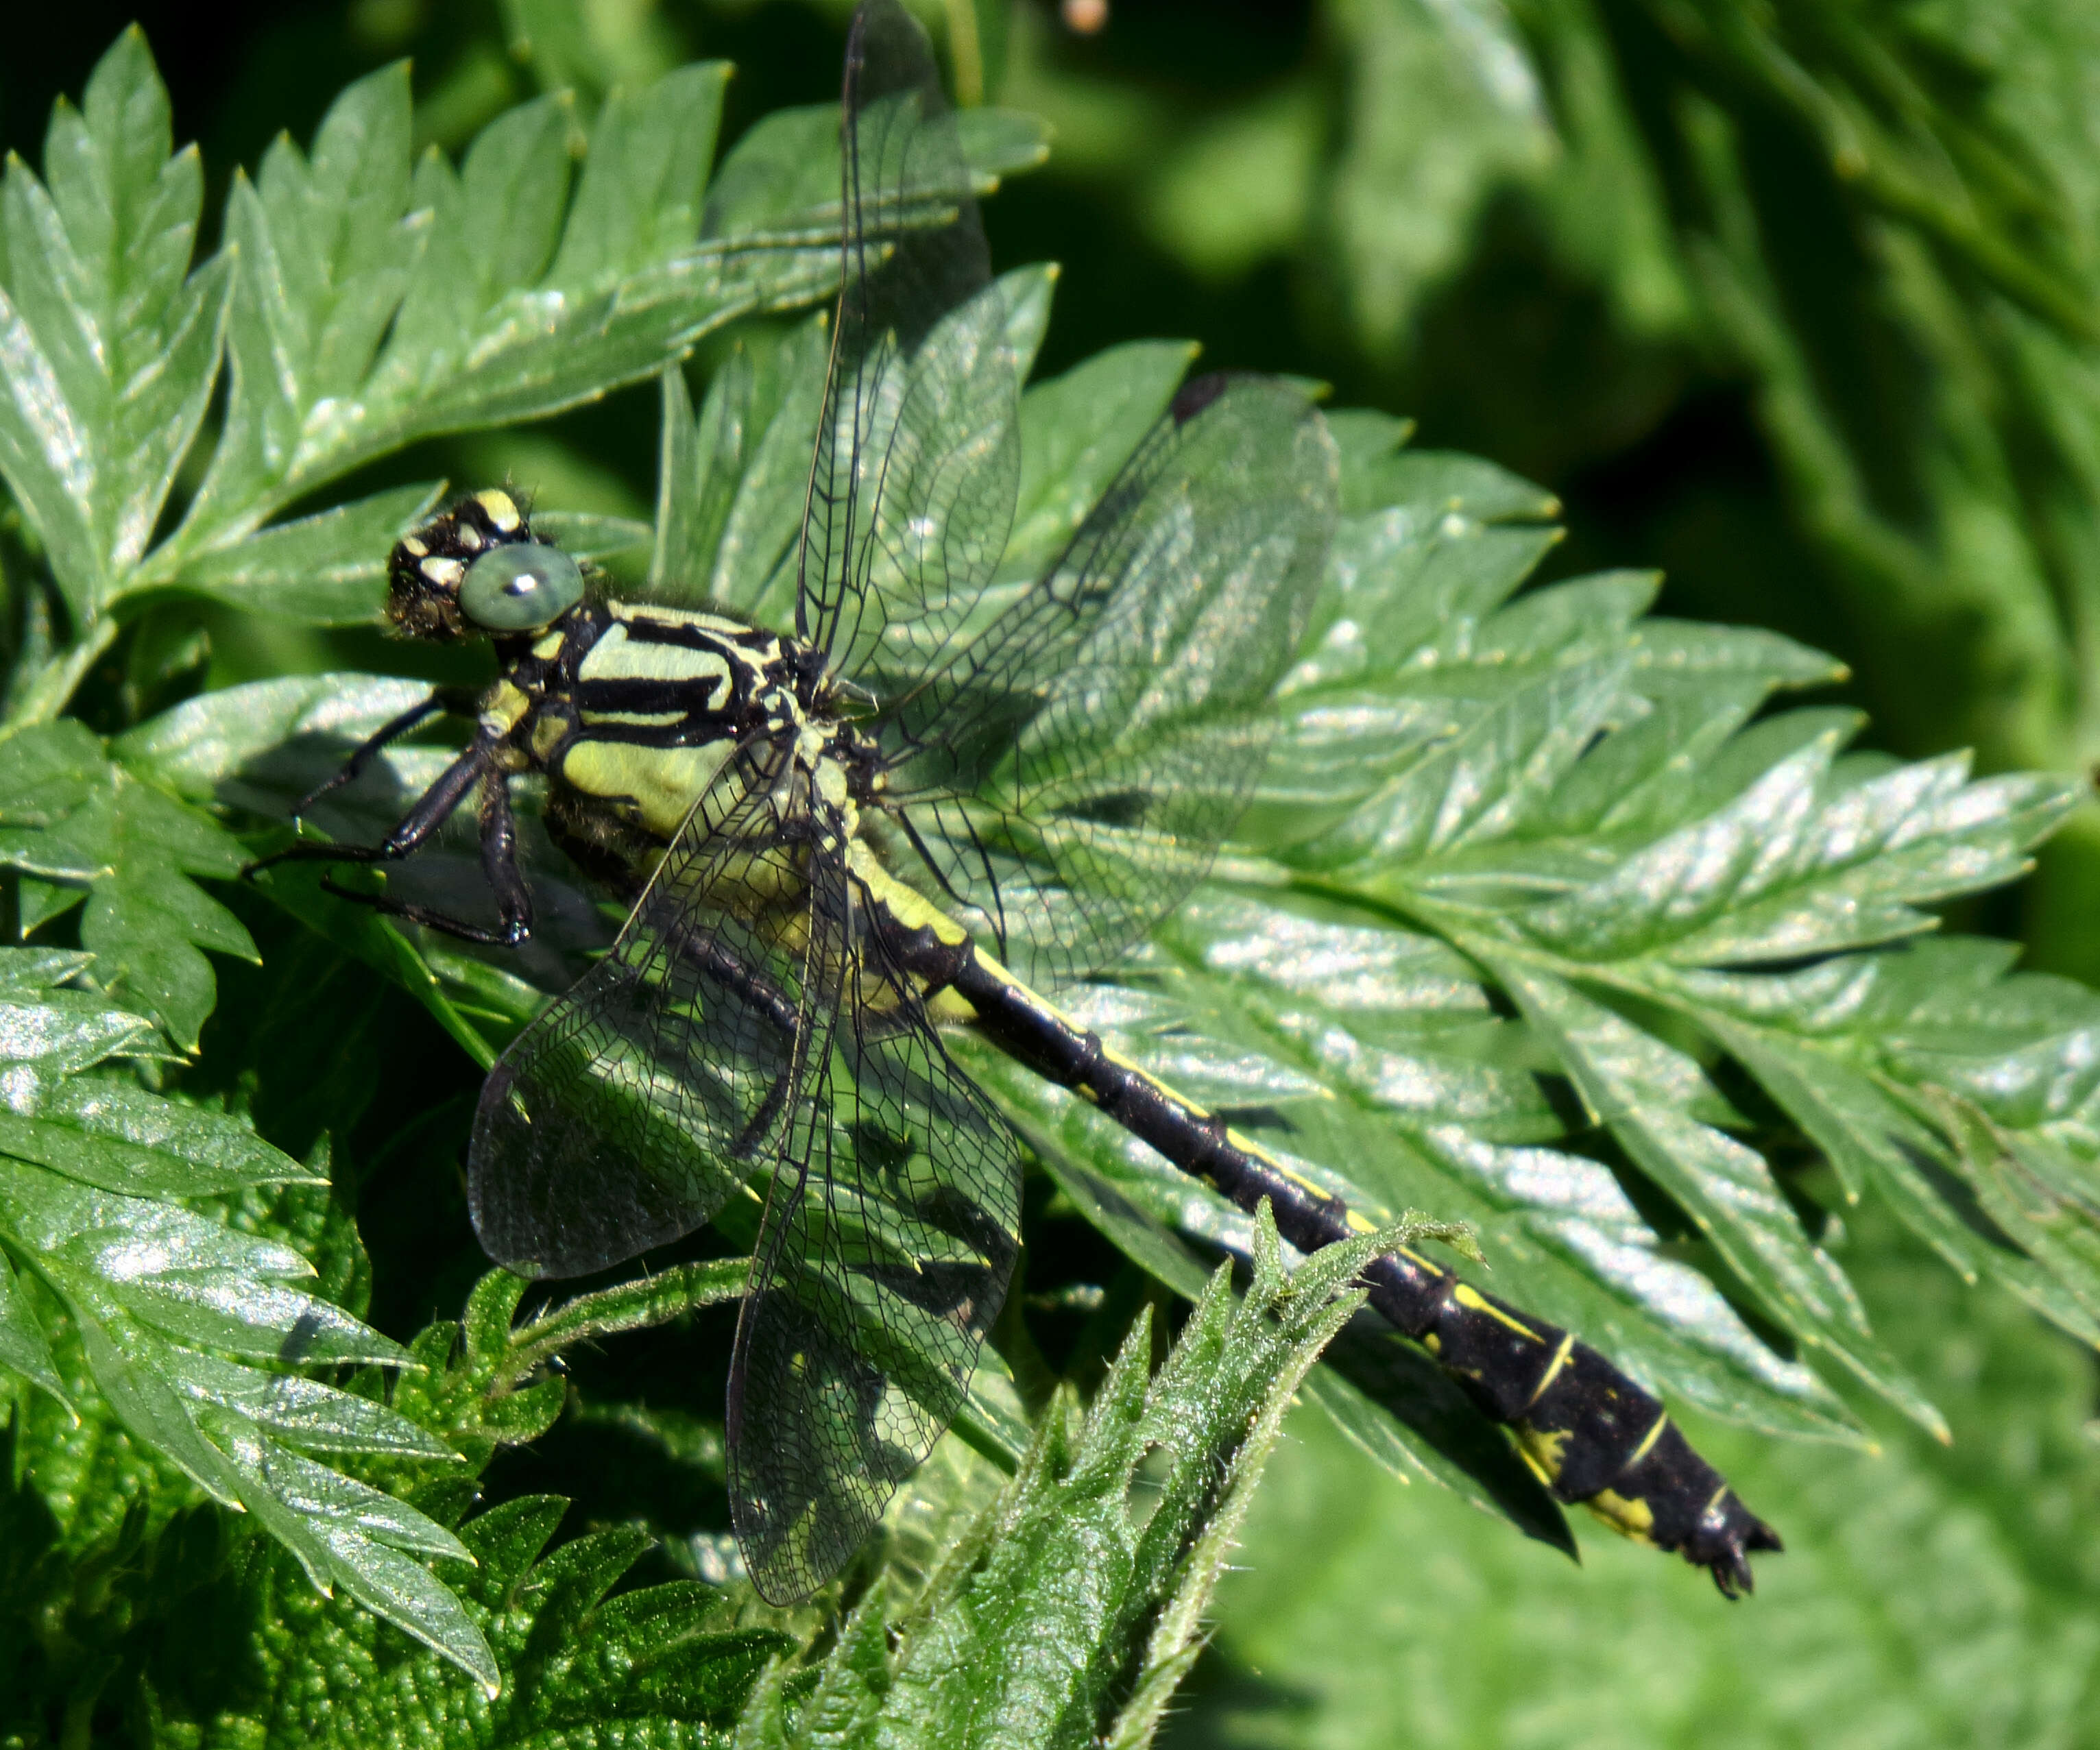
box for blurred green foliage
[8,0,2100,1742]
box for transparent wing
[727,851,1022,1603]
[469,742,834,1279]
[871,374,1341,991]
[799,0,1022,684]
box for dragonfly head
[387,489,586,642]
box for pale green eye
[459,542,584,631]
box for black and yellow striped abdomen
[849,855,1781,1595]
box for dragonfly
[252,0,1778,1603]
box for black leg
[248,741,544,946]
[677,931,804,1041]
[290,688,479,817]
[476,768,535,945]
[315,873,535,945]
[247,743,490,879]
[306,768,538,947]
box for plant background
[7,0,2100,1742]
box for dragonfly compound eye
[459,542,586,631]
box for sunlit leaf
[0,29,228,624]
[0,720,256,1049]
[0,947,492,1688]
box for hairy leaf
[737,1205,1385,1750]
[140,1495,789,1747]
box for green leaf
[651,315,835,617]
[1661,936,2100,1341]
[760,1205,1386,1749]
[0,1064,322,1202]
[1342,437,1551,524]
[123,52,1044,616]
[167,483,444,624]
[112,672,435,810]
[0,945,492,1687]
[698,101,1048,243]
[1517,740,2076,965]
[498,0,682,103]
[0,1242,66,1405]
[0,719,257,1048]
[499,1256,745,1389]
[950,0,1011,106]
[1002,338,1194,578]
[0,28,228,624]
[530,509,655,565]
[140,1494,791,1740]
[1480,952,1943,1436]
[1323,0,1554,360]
[1678,968,2100,1346]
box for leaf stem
[496,1258,747,1389]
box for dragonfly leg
[248,741,487,875]
[289,687,481,817]
[248,743,538,946]
[653,925,807,1157]
[729,1070,796,1161]
[315,873,531,945]
[472,764,535,942]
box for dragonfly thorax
[490,618,871,899]
[385,493,888,871]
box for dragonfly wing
[727,859,1022,1603]
[470,743,825,1279]
[799,0,1022,684]
[878,374,1340,989]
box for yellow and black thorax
[389,491,882,888]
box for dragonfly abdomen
[924,929,1780,1597]
[1357,1257,1781,1595]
